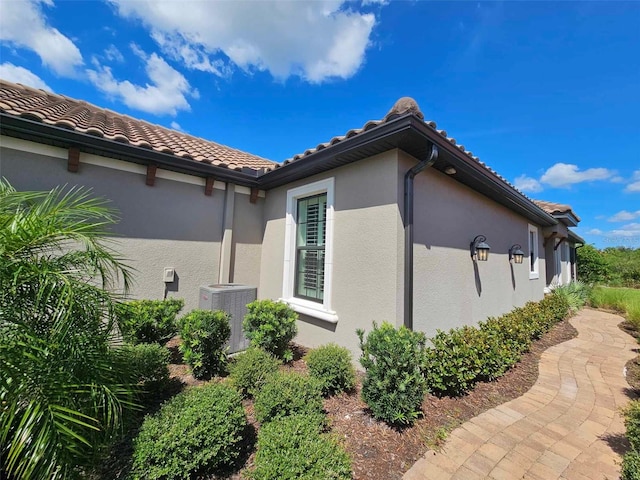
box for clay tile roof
[533,200,581,222]
[0,80,276,172]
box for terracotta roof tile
[0,80,276,172]
[533,200,581,221]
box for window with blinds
[295,193,327,302]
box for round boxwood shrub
[130,382,247,479]
[249,414,352,480]
[228,347,281,398]
[115,343,171,392]
[116,298,184,345]
[305,343,356,396]
[179,309,231,379]
[254,371,323,424]
[243,300,298,361]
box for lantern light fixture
[470,235,490,262]
[509,244,525,264]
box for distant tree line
[577,245,640,287]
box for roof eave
[261,114,557,227]
[568,229,586,244]
[0,113,262,187]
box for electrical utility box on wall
[198,284,256,354]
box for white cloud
[586,228,603,235]
[109,0,376,83]
[0,0,82,76]
[515,162,619,193]
[539,163,616,188]
[609,223,640,238]
[608,210,640,222]
[514,174,543,193]
[104,44,124,63]
[170,121,184,132]
[0,63,51,91]
[87,47,197,116]
[625,170,640,193]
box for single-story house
[0,80,584,356]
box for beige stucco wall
[400,151,547,338]
[231,192,264,288]
[0,139,239,313]
[260,150,404,355]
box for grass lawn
[590,286,640,324]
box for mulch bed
[96,318,578,480]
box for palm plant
[0,180,135,479]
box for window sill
[279,297,339,323]
[529,272,540,280]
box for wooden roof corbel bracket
[146,164,157,186]
[67,147,80,173]
[205,177,215,196]
[554,236,567,251]
[250,187,259,204]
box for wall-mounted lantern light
[509,244,525,264]
[470,235,490,262]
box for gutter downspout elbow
[404,144,438,330]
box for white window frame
[281,178,338,323]
[528,224,539,280]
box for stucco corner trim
[279,297,339,323]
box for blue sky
[1,0,639,248]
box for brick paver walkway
[404,309,637,480]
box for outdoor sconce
[470,235,490,262]
[509,244,525,264]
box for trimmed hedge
[130,383,247,479]
[254,371,323,424]
[357,322,428,426]
[229,347,281,398]
[179,309,230,379]
[243,300,298,361]
[116,298,184,344]
[305,343,356,396]
[424,292,571,397]
[249,414,352,480]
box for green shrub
[243,300,298,361]
[622,400,640,480]
[551,281,590,312]
[116,298,184,344]
[130,382,247,480]
[115,343,170,391]
[254,371,323,424]
[249,414,352,480]
[424,295,569,397]
[425,325,515,397]
[305,343,356,396]
[357,322,427,426]
[622,451,640,480]
[539,293,570,326]
[179,309,230,379]
[229,347,281,398]
[626,400,640,452]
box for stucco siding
[231,192,264,288]
[399,151,547,339]
[0,142,224,312]
[260,150,403,355]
